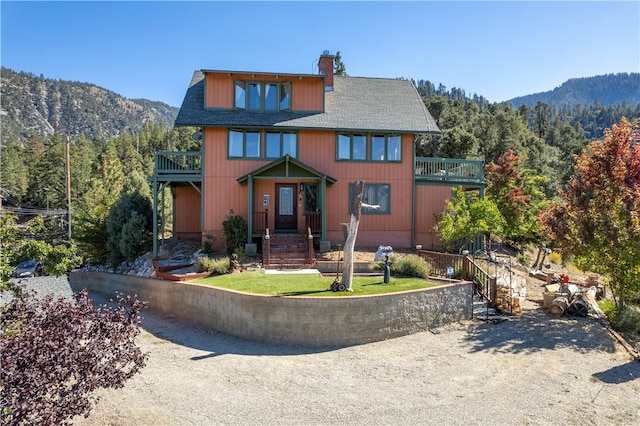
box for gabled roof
[237,155,337,185]
[175,71,440,134]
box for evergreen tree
[334,51,347,76]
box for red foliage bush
[1,289,148,425]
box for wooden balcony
[415,157,485,187]
[153,151,202,182]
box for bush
[597,300,640,334]
[547,251,562,265]
[197,257,230,275]
[222,210,247,255]
[614,306,640,334]
[1,290,148,425]
[389,255,430,279]
[106,190,153,266]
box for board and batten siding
[174,186,201,238]
[175,125,456,250]
[414,185,453,251]
[204,72,323,111]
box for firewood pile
[544,274,604,317]
[495,273,527,314]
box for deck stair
[263,233,316,269]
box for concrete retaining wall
[69,271,473,347]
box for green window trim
[228,129,261,159]
[228,130,298,159]
[234,81,292,111]
[266,132,298,159]
[348,182,391,215]
[337,133,367,161]
[371,134,402,162]
[337,133,402,162]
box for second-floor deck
[414,157,485,187]
[152,151,203,182]
[152,152,484,186]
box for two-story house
[150,52,484,263]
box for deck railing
[305,212,322,235]
[415,157,484,183]
[416,249,496,307]
[154,151,202,177]
[253,210,269,234]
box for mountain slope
[508,72,640,108]
[0,67,178,143]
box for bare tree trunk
[342,180,364,292]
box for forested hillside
[0,67,178,143]
[507,73,640,108]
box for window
[235,81,291,111]
[371,135,402,161]
[266,132,297,158]
[228,130,261,158]
[348,183,390,215]
[337,133,367,161]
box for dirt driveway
[62,274,639,425]
[8,275,639,425]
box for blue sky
[2,1,639,107]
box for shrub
[1,290,148,425]
[106,190,153,266]
[202,233,216,254]
[222,210,247,255]
[614,306,640,334]
[197,257,230,275]
[389,255,430,279]
[547,251,562,265]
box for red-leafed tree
[485,149,547,245]
[1,290,148,425]
[540,118,640,310]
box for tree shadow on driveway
[463,307,620,355]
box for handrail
[253,210,268,234]
[305,212,322,235]
[415,157,484,182]
[154,151,202,176]
[416,249,496,307]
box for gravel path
[6,276,640,425]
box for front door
[275,183,297,231]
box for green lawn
[191,271,441,296]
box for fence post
[462,255,470,280]
[264,230,271,267]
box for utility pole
[66,135,72,242]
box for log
[549,297,569,316]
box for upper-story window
[371,135,402,162]
[235,81,291,111]
[229,129,261,158]
[337,133,402,162]
[228,130,298,159]
[266,132,297,159]
[337,133,367,161]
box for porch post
[247,175,253,241]
[321,175,327,241]
[152,177,158,257]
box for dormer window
[235,81,291,111]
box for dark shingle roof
[175,71,439,134]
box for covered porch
[237,155,336,247]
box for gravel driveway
[6,276,640,425]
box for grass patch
[191,271,441,296]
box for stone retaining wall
[69,271,473,347]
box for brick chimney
[318,51,334,91]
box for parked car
[11,260,44,278]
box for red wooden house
[150,52,484,264]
